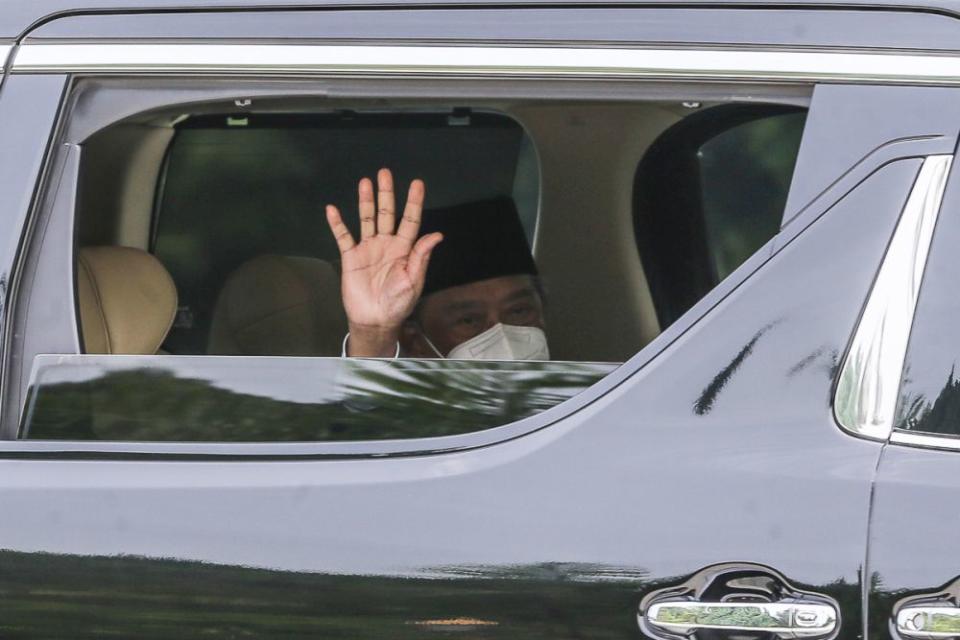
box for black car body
[1,1,960,638]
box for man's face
[402,274,545,357]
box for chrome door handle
[646,601,838,639]
[897,607,960,639]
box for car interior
[72,96,807,364]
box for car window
[11,80,809,446]
[633,105,807,328]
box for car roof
[4,0,960,41]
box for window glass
[154,111,537,355]
[633,105,807,328]
[21,356,615,442]
[512,135,540,242]
[896,194,960,437]
[699,112,806,278]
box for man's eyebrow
[441,300,484,313]
[503,286,538,303]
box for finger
[376,168,396,235]
[326,205,356,254]
[397,179,426,242]
[407,232,443,290]
[358,177,376,239]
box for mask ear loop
[420,331,446,359]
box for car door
[2,6,959,639]
[860,135,960,640]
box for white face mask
[424,323,550,361]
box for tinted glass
[21,356,615,442]
[154,111,538,354]
[633,105,806,328]
[699,112,806,278]
[896,195,960,437]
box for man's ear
[400,321,435,358]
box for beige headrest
[208,255,347,356]
[77,246,178,354]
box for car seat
[76,245,177,354]
[207,254,347,356]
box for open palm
[326,169,442,356]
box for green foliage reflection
[23,358,617,442]
[656,605,790,628]
[0,551,863,640]
[898,366,960,436]
[0,551,643,640]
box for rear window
[634,105,806,328]
[154,111,538,354]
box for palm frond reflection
[23,357,618,442]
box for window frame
[13,43,960,85]
[0,41,862,459]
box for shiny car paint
[0,4,958,639]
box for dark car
[1,1,960,638]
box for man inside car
[325,168,549,360]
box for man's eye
[506,305,534,322]
[456,315,481,327]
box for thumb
[407,232,443,291]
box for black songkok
[419,197,538,298]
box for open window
[6,77,809,448]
